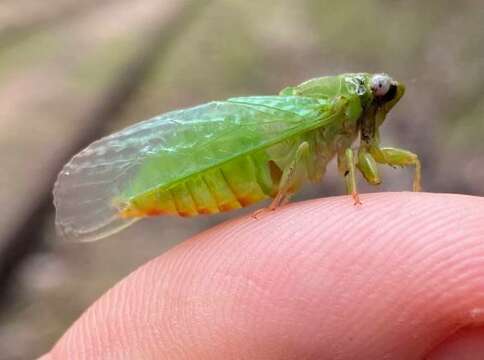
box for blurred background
[0,0,483,358]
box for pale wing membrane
[54,96,331,242]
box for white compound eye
[371,74,392,96]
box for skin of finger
[427,327,484,359]
[44,192,484,359]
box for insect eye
[371,74,392,97]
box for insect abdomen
[119,152,276,218]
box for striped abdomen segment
[119,152,277,218]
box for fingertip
[49,192,484,359]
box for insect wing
[53,96,331,242]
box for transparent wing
[53,96,332,242]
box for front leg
[369,146,422,192]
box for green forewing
[54,96,333,242]
[126,96,333,197]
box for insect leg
[356,147,381,185]
[268,141,310,210]
[369,146,422,192]
[338,148,362,205]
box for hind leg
[268,141,310,210]
[252,142,309,218]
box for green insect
[54,73,421,242]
